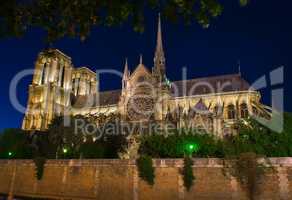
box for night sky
[0,1,291,130]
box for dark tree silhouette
[0,0,248,42]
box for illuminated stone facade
[22,16,269,136]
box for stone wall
[0,158,291,200]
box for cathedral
[22,15,270,137]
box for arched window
[240,103,249,118]
[214,105,223,116]
[252,106,258,116]
[227,104,236,119]
[137,76,145,83]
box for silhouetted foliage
[139,130,222,158]
[0,0,248,42]
[48,115,88,158]
[182,156,195,191]
[79,136,105,159]
[137,155,155,186]
[33,156,46,180]
[1,113,292,160]
[139,113,292,158]
[0,129,33,159]
[47,115,127,159]
[221,113,292,157]
[29,131,56,159]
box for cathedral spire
[123,58,129,80]
[155,13,165,59]
[140,54,143,65]
[238,60,242,76]
[154,13,166,82]
[122,58,129,90]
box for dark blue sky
[0,1,291,130]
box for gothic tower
[153,13,166,83]
[152,14,171,121]
[22,49,73,130]
[119,58,130,119]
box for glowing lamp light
[188,144,195,151]
[8,152,13,157]
[63,148,68,154]
[186,143,199,154]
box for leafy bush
[48,116,88,158]
[136,155,155,185]
[0,129,33,159]
[182,156,195,191]
[102,134,127,158]
[80,140,105,159]
[139,130,223,158]
[1,113,292,160]
[221,113,292,157]
[139,113,292,158]
[47,115,127,159]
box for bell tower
[22,49,73,131]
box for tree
[0,128,33,159]
[221,113,292,158]
[98,114,128,158]
[139,129,221,158]
[29,130,56,158]
[0,0,248,42]
[48,115,87,158]
[79,136,105,159]
[46,113,128,159]
[138,113,292,159]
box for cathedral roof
[73,73,250,108]
[72,90,121,108]
[74,67,96,76]
[171,73,250,97]
[97,90,121,106]
[130,63,151,79]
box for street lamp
[188,144,195,151]
[185,143,199,156]
[63,148,68,154]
